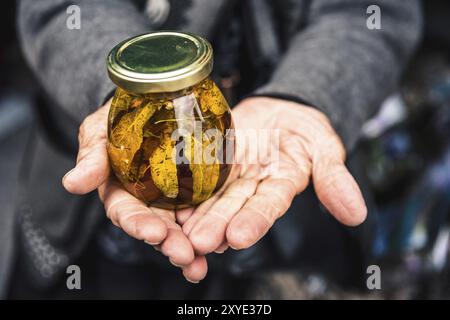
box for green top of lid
[107,31,213,93]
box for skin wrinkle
[281,163,308,190]
[114,204,147,228]
[280,149,312,183]
[188,180,257,235]
[187,177,260,253]
[320,184,352,224]
[218,192,251,204]
[281,133,315,166]
[125,214,153,241]
[152,207,176,221]
[152,212,179,229]
[313,161,349,187]
[117,206,151,223]
[76,126,108,164]
[259,195,284,221]
[75,154,108,183]
[64,151,109,194]
[244,201,276,227]
[76,140,105,163]
[197,200,243,229]
[104,189,137,216]
[240,166,265,181]
[200,210,229,225]
[258,179,294,204]
[223,180,258,199]
[330,176,365,219]
[79,112,108,139]
[258,182,294,216]
[186,175,234,216]
[313,166,365,224]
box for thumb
[62,104,110,194]
[312,141,367,226]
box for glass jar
[106,31,234,209]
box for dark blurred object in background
[0,3,35,228]
[355,0,450,299]
[423,0,450,52]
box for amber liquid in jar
[107,78,233,209]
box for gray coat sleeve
[17,0,152,123]
[255,0,422,151]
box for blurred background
[1,1,450,299]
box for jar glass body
[107,77,234,209]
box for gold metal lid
[107,31,213,93]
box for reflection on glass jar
[106,32,234,209]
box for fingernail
[62,168,76,183]
[182,270,201,284]
[144,240,160,246]
[169,258,181,268]
[215,245,229,254]
[185,278,199,284]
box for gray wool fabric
[0,0,422,297]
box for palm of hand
[63,97,366,283]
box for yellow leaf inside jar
[107,78,233,209]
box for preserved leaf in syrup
[188,135,220,204]
[195,79,228,116]
[149,127,179,199]
[108,100,157,179]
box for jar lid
[107,31,213,93]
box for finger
[187,178,257,255]
[160,227,195,266]
[175,207,195,225]
[182,167,252,234]
[63,105,110,194]
[226,163,308,250]
[63,144,110,194]
[301,110,367,226]
[181,164,241,236]
[312,156,367,226]
[181,193,220,236]
[102,179,168,245]
[101,177,195,264]
[214,241,229,254]
[143,206,195,266]
[182,255,208,283]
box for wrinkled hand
[182,97,367,255]
[62,100,207,283]
[62,96,367,283]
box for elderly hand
[182,97,367,255]
[62,100,207,283]
[62,96,367,283]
